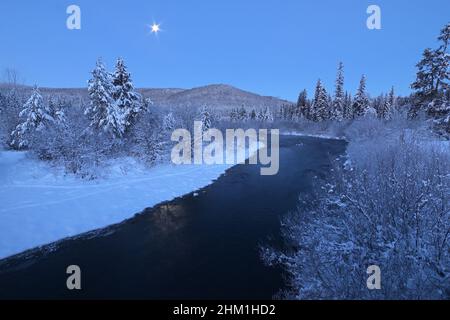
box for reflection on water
[149,203,188,234]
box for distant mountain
[145,84,293,110]
[0,83,293,110]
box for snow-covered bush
[31,100,110,179]
[128,108,164,165]
[263,132,450,300]
[344,116,388,142]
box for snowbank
[0,147,256,259]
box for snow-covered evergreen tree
[260,106,274,122]
[411,48,441,102]
[249,109,257,120]
[343,91,353,120]
[199,105,212,132]
[257,109,264,121]
[112,57,143,134]
[352,75,370,117]
[47,97,67,127]
[296,89,309,119]
[279,104,297,121]
[85,59,122,137]
[435,23,450,93]
[55,99,67,126]
[380,87,395,120]
[332,62,345,121]
[229,108,238,122]
[411,23,450,123]
[0,88,24,146]
[310,79,329,122]
[10,86,55,149]
[237,106,248,121]
[428,95,450,134]
[163,112,176,132]
[144,97,154,111]
[428,24,449,134]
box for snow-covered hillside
[1,84,293,111]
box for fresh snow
[0,149,253,260]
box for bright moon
[151,23,160,34]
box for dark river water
[0,136,346,299]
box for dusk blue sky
[0,0,449,101]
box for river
[0,135,346,299]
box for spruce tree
[411,24,449,101]
[112,57,143,134]
[388,86,396,118]
[199,105,212,132]
[435,23,450,93]
[310,79,329,121]
[10,86,54,149]
[257,109,264,121]
[238,106,248,121]
[411,23,450,121]
[229,108,238,122]
[296,89,309,119]
[343,91,353,120]
[163,112,176,132]
[259,107,273,122]
[411,48,440,101]
[86,59,120,136]
[385,87,395,119]
[265,107,274,122]
[352,75,370,118]
[332,62,345,121]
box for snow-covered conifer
[343,91,353,120]
[260,106,274,123]
[428,95,450,134]
[310,79,329,121]
[352,75,370,117]
[332,62,345,121]
[296,89,309,119]
[86,59,121,136]
[199,105,212,132]
[163,112,176,132]
[238,106,248,121]
[380,87,395,120]
[411,23,450,119]
[112,57,143,134]
[10,86,54,149]
[435,23,450,93]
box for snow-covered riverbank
[0,151,238,259]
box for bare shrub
[264,131,450,299]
